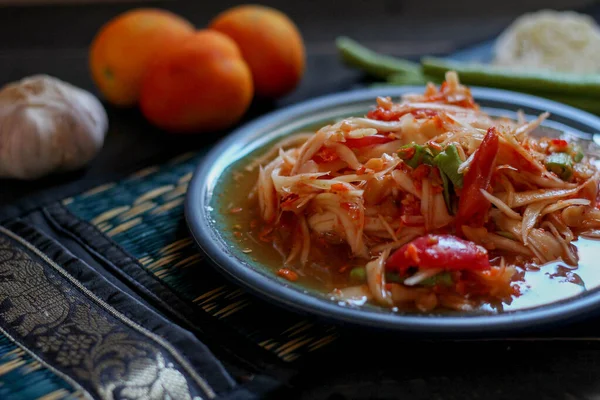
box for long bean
[387,71,437,86]
[421,57,600,97]
[343,43,600,114]
[336,36,420,79]
[387,69,600,114]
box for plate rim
[185,86,600,334]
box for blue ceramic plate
[186,87,600,334]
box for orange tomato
[139,30,253,133]
[89,8,195,107]
[210,5,305,98]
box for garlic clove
[0,75,108,180]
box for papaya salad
[241,72,600,312]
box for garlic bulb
[0,75,108,179]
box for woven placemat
[63,151,339,365]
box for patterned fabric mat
[63,152,339,365]
[0,222,233,400]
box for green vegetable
[419,271,454,287]
[386,70,433,86]
[431,145,464,215]
[438,167,453,215]
[336,37,421,80]
[497,231,517,240]
[398,143,433,168]
[339,41,600,116]
[433,145,464,188]
[386,72,600,115]
[421,57,600,98]
[352,269,405,284]
[350,267,366,282]
[545,152,573,180]
[385,271,405,284]
[570,145,585,163]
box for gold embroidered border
[0,226,216,399]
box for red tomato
[456,127,499,232]
[550,139,569,152]
[386,234,490,272]
[345,134,393,148]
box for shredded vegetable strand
[329,143,362,170]
[541,221,578,266]
[378,214,398,242]
[404,268,443,286]
[522,201,551,245]
[457,151,476,174]
[245,132,313,171]
[514,112,549,141]
[497,186,581,208]
[480,189,522,220]
[541,199,591,216]
[299,215,311,265]
[546,212,574,242]
[366,249,392,306]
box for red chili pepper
[367,107,407,121]
[386,234,490,272]
[341,202,361,220]
[331,183,349,192]
[411,164,431,181]
[398,146,416,160]
[258,227,274,242]
[313,146,339,163]
[277,268,299,282]
[427,140,443,152]
[280,194,300,210]
[423,82,477,109]
[456,127,499,233]
[400,194,421,217]
[550,139,569,151]
[345,134,393,148]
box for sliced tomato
[456,127,499,232]
[386,234,490,272]
[345,134,393,148]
